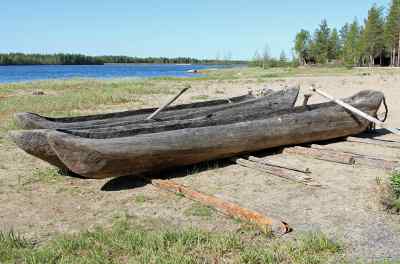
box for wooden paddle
[311,87,400,135]
[147,85,191,120]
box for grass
[377,171,400,214]
[26,167,64,185]
[388,171,400,213]
[0,219,345,264]
[184,203,214,218]
[134,194,149,204]
[191,95,210,101]
[0,78,178,132]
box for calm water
[0,64,234,83]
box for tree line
[294,0,400,67]
[0,53,244,66]
[249,45,293,68]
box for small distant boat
[11,90,384,179]
[10,87,300,171]
[187,69,200,73]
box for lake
[0,64,235,83]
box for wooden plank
[233,158,313,184]
[151,179,291,235]
[147,85,190,120]
[311,88,400,135]
[347,136,400,149]
[311,144,400,171]
[283,146,355,165]
[248,156,311,174]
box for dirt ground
[1,71,400,262]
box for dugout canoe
[14,93,255,130]
[10,87,300,169]
[42,90,383,179]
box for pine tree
[384,0,400,66]
[329,28,341,61]
[279,50,288,66]
[362,5,385,66]
[310,19,331,63]
[342,20,363,66]
[294,29,311,65]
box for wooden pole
[311,144,400,171]
[284,146,355,165]
[151,179,291,235]
[233,157,313,184]
[347,137,400,149]
[248,156,311,174]
[147,85,191,120]
[311,88,400,135]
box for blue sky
[1,0,391,60]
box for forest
[0,53,243,66]
[294,0,400,67]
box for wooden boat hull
[14,94,255,129]
[10,88,300,169]
[46,90,384,179]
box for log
[311,88,400,135]
[347,136,400,149]
[233,158,313,184]
[151,179,291,235]
[311,144,400,171]
[62,88,300,139]
[10,88,300,169]
[14,93,255,129]
[248,156,311,174]
[283,146,355,165]
[147,85,190,120]
[64,87,299,131]
[45,90,383,179]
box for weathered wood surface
[311,144,400,171]
[61,87,300,138]
[283,146,355,165]
[233,158,313,184]
[146,86,190,120]
[312,87,400,135]
[45,90,383,179]
[151,179,291,235]
[248,156,311,174]
[14,93,255,129]
[10,88,299,167]
[67,86,299,131]
[347,136,400,149]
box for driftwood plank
[248,156,311,174]
[311,144,400,171]
[151,179,291,235]
[283,146,355,165]
[233,158,313,184]
[347,137,400,149]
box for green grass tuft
[134,194,149,204]
[184,203,214,218]
[27,168,63,185]
[390,171,400,198]
[0,219,346,264]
